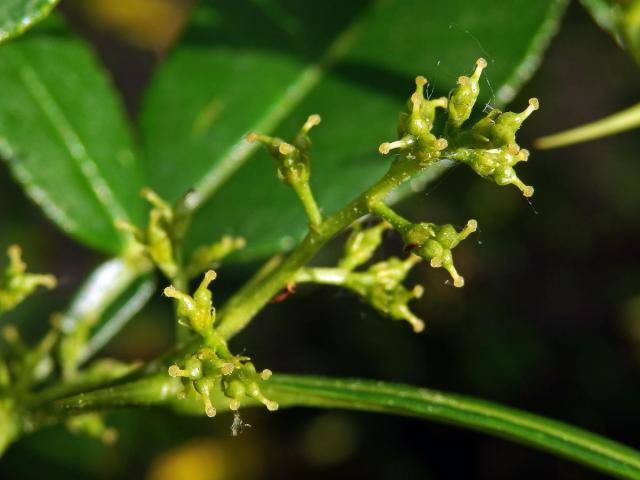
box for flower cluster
[246,58,539,335]
[247,115,323,226]
[296,222,425,332]
[380,58,538,196]
[247,114,321,188]
[400,219,478,288]
[164,271,277,416]
[0,325,57,395]
[116,188,244,280]
[379,75,449,161]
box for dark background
[1,1,639,479]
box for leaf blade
[0,0,60,44]
[0,18,146,253]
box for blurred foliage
[68,0,191,52]
[582,0,640,65]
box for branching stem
[216,155,425,338]
[292,181,323,227]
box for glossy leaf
[0,17,146,254]
[0,0,60,44]
[141,0,568,260]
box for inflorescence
[251,58,538,331]
[0,59,540,438]
[116,188,245,281]
[124,58,537,420]
[164,272,278,417]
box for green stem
[535,102,640,149]
[25,373,640,480]
[60,256,151,376]
[369,200,412,231]
[216,157,424,339]
[295,267,349,285]
[172,272,190,342]
[0,400,19,457]
[26,374,182,429]
[292,181,323,227]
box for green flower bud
[146,209,178,278]
[338,222,390,271]
[247,114,321,188]
[193,376,218,417]
[458,98,538,151]
[488,98,539,147]
[67,413,118,445]
[385,284,425,333]
[0,245,56,312]
[453,146,533,197]
[223,379,246,411]
[169,342,277,416]
[342,254,425,332]
[379,76,448,163]
[446,58,487,134]
[401,220,478,287]
[169,357,203,380]
[186,235,246,279]
[163,270,217,335]
[116,188,201,279]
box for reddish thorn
[404,243,418,253]
[270,284,296,303]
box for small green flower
[338,221,390,271]
[401,219,478,287]
[450,145,534,197]
[446,58,488,134]
[1,325,58,392]
[0,245,56,313]
[169,347,277,416]
[379,76,448,162]
[164,270,218,335]
[346,255,425,332]
[67,413,117,445]
[248,115,324,226]
[163,271,277,416]
[186,235,246,279]
[115,188,182,279]
[296,222,426,332]
[247,114,321,188]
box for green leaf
[141,0,568,260]
[0,17,146,254]
[581,0,625,44]
[581,0,640,65]
[47,373,640,479]
[0,0,60,45]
